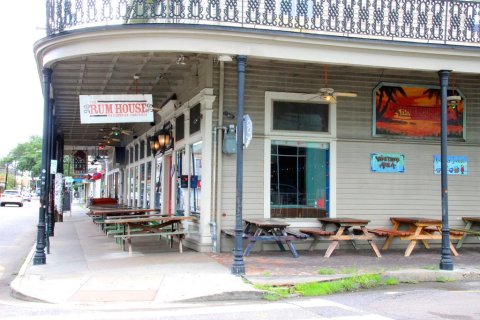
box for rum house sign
[79,94,154,124]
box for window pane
[273,101,329,132]
[271,142,329,218]
[189,104,201,134]
[176,114,185,141]
[189,142,202,216]
[140,140,145,159]
[140,164,145,208]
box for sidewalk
[10,202,480,306]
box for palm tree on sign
[376,86,407,120]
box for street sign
[50,160,58,174]
[243,114,253,149]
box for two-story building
[34,0,480,262]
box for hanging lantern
[149,134,160,154]
[157,128,171,149]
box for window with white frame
[265,92,334,219]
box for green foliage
[436,277,455,283]
[317,268,336,275]
[421,265,439,270]
[294,274,384,297]
[384,277,399,285]
[340,267,359,274]
[256,274,394,300]
[254,284,292,301]
[0,135,42,179]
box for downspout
[210,60,226,253]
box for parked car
[22,192,32,202]
[0,190,24,207]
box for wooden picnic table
[88,208,161,231]
[380,217,462,257]
[89,208,160,216]
[454,217,480,249]
[243,218,299,258]
[301,218,381,258]
[104,215,194,254]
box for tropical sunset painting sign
[373,83,465,139]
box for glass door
[270,140,329,218]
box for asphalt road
[1,202,479,319]
[0,198,39,301]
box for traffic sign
[243,114,253,149]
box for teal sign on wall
[371,153,405,173]
[433,155,467,175]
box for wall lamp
[157,128,172,149]
[149,134,161,154]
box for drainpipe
[210,60,226,253]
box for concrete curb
[9,243,51,303]
[244,268,480,287]
[383,267,480,283]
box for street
[1,281,480,319]
[0,198,39,301]
[0,203,480,319]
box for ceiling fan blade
[334,92,358,98]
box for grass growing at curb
[436,276,456,283]
[317,267,359,275]
[255,274,399,301]
[317,268,336,275]
[421,265,439,270]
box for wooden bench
[451,228,480,237]
[299,228,336,251]
[89,197,118,206]
[114,229,189,253]
[423,228,464,237]
[367,228,414,237]
[285,228,310,239]
[221,228,248,238]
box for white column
[199,96,215,243]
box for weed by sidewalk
[255,274,398,301]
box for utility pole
[5,164,9,190]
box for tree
[0,135,42,180]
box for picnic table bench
[104,215,194,254]
[378,217,462,257]
[454,217,480,249]
[307,218,381,258]
[243,218,299,258]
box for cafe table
[454,216,480,249]
[243,218,299,258]
[103,215,194,254]
[383,217,462,257]
[313,218,382,258]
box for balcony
[47,0,480,46]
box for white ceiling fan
[110,126,132,136]
[311,65,358,101]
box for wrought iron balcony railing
[47,0,480,46]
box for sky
[0,1,46,158]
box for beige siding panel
[210,58,480,231]
[337,140,480,227]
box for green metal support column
[33,68,52,265]
[438,70,454,271]
[232,55,247,275]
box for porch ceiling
[51,52,197,147]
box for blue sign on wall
[371,153,405,173]
[433,155,467,175]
